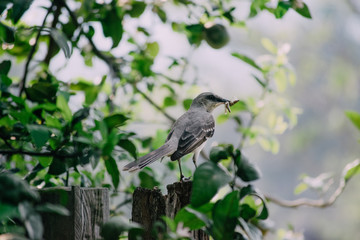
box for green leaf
[47,28,72,59]
[146,41,159,58]
[101,216,141,240]
[239,184,254,199]
[128,1,146,18]
[274,1,291,19]
[274,68,287,92]
[0,173,40,204]
[209,146,229,163]
[0,74,12,93]
[10,0,34,23]
[70,77,105,105]
[174,203,213,230]
[71,107,90,126]
[223,7,235,23]
[0,1,9,15]
[211,191,239,240]
[239,218,263,240]
[139,168,160,189]
[36,203,70,216]
[295,3,312,19]
[183,98,192,110]
[252,192,269,220]
[345,111,360,131]
[104,156,120,189]
[56,94,72,121]
[31,103,57,113]
[191,162,232,207]
[45,114,62,129]
[118,139,137,159]
[342,159,360,183]
[163,96,176,108]
[0,60,11,75]
[261,38,277,54]
[102,130,119,155]
[0,203,18,221]
[185,24,204,46]
[152,5,167,23]
[234,150,261,182]
[294,182,308,195]
[0,22,15,43]
[101,8,123,48]
[239,204,256,221]
[48,158,67,175]
[184,207,212,226]
[37,156,52,168]
[252,74,267,89]
[27,124,51,148]
[26,82,58,103]
[104,113,129,130]
[232,53,262,71]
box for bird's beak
[215,96,231,112]
[216,96,230,103]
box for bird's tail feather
[122,143,174,172]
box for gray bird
[122,92,231,181]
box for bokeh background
[8,0,360,239]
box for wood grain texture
[132,187,166,240]
[39,186,109,240]
[132,181,209,240]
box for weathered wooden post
[38,186,109,240]
[132,181,209,240]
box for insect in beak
[224,99,239,114]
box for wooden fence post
[38,186,109,240]
[132,181,209,240]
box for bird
[122,92,231,181]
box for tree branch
[134,86,176,123]
[43,2,62,65]
[347,0,360,15]
[238,77,270,149]
[0,148,80,158]
[263,167,351,208]
[61,0,178,123]
[19,2,55,97]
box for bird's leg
[192,155,198,168]
[177,159,184,181]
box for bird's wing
[170,114,214,160]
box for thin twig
[347,0,360,15]
[43,2,62,65]
[264,175,348,208]
[134,86,176,123]
[231,77,271,188]
[19,2,55,96]
[238,76,270,149]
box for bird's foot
[180,175,191,182]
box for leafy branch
[61,0,176,123]
[19,1,55,96]
[0,148,81,158]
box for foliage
[0,171,69,239]
[0,0,358,239]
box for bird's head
[190,92,230,112]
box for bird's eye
[206,95,216,101]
